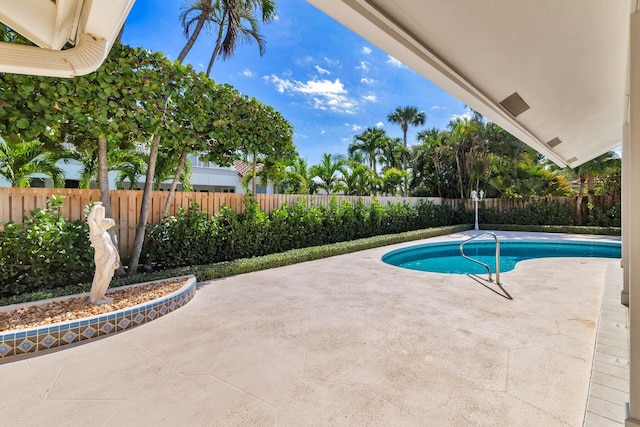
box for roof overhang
[307,0,630,167]
[0,0,136,77]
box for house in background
[0,157,274,194]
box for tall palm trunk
[576,177,586,225]
[206,20,226,77]
[455,152,464,199]
[161,149,188,217]
[128,134,161,273]
[177,0,212,64]
[97,136,126,276]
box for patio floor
[0,231,625,426]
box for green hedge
[482,224,621,236]
[0,196,94,298]
[142,196,454,269]
[0,224,470,306]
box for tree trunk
[97,136,126,276]
[455,152,464,199]
[586,173,596,206]
[161,149,188,217]
[206,37,223,78]
[251,155,257,195]
[176,1,212,64]
[128,134,161,274]
[576,178,585,225]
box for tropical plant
[348,127,387,172]
[283,157,315,194]
[310,153,347,194]
[568,151,621,224]
[0,137,65,187]
[387,105,426,170]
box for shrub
[143,197,455,270]
[587,202,621,227]
[479,200,575,226]
[0,195,94,298]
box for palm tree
[205,1,275,77]
[283,157,315,194]
[570,151,620,224]
[61,145,145,189]
[177,0,214,64]
[448,117,479,198]
[379,137,406,171]
[348,127,387,172]
[310,153,346,195]
[387,105,426,170]
[0,137,65,187]
[415,128,447,197]
[178,0,276,75]
[341,162,379,196]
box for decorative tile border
[0,275,196,360]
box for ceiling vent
[567,156,578,164]
[546,137,562,148]
[499,92,530,117]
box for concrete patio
[0,231,626,426]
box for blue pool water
[382,240,621,274]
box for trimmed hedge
[482,224,621,236]
[142,197,454,269]
[0,224,471,306]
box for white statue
[87,202,120,305]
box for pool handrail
[460,232,501,284]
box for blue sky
[123,0,469,166]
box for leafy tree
[231,96,296,195]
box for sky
[122,0,469,166]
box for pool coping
[0,275,196,360]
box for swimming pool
[382,240,621,274]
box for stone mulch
[0,279,188,332]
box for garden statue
[87,202,120,305]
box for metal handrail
[459,232,501,284]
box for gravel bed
[0,279,188,332]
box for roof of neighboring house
[233,160,263,177]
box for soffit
[307,0,629,167]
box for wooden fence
[442,196,619,218]
[0,188,440,260]
[0,188,621,260]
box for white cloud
[242,68,254,77]
[352,124,362,131]
[314,65,330,75]
[375,121,384,128]
[362,46,372,55]
[355,61,369,72]
[324,57,340,66]
[321,130,325,134]
[197,63,205,69]
[386,55,405,68]
[430,105,443,110]
[360,77,375,85]
[361,94,377,103]
[263,75,357,114]
[449,111,474,122]
[273,15,280,22]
